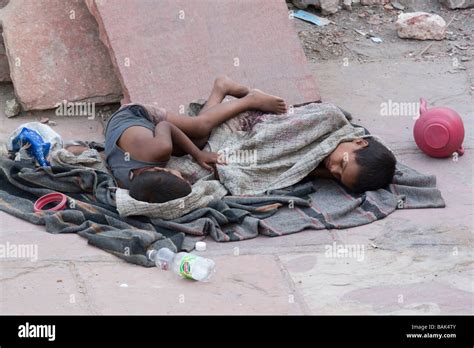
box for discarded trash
[11,128,52,167]
[454,44,468,50]
[147,248,215,282]
[292,10,331,27]
[354,29,368,37]
[195,241,207,251]
[119,283,128,288]
[8,122,63,166]
[370,37,383,43]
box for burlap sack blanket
[208,101,366,195]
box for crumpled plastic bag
[7,122,63,166]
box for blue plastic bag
[11,127,51,167]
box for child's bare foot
[214,75,250,98]
[246,89,287,114]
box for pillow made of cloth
[115,179,228,220]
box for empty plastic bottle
[147,248,215,282]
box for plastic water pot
[413,98,465,158]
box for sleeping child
[102,75,396,203]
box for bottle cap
[195,241,207,251]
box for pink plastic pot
[413,98,465,158]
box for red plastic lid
[34,192,68,213]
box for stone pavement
[86,0,319,113]
[0,57,472,315]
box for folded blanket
[116,179,227,220]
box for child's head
[324,137,396,193]
[129,167,191,203]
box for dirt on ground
[289,2,474,66]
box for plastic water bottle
[147,248,215,282]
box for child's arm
[154,121,219,171]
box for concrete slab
[1,255,303,315]
[0,0,122,110]
[279,247,473,314]
[0,261,93,314]
[311,58,474,153]
[86,0,320,113]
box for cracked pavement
[1,47,473,315]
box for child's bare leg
[168,75,250,152]
[189,75,249,148]
[167,89,287,139]
[200,75,250,113]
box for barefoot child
[104,75,288,203]
[103,75,395,204]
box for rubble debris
[320,0,341,14]
[454,44,469,50]
[361,0,389,5]
[5,98,20,118]
[292,0,341,15]
[441,0,474,9]
[391,1,405,10]
[292,0,472,14]
[396,12,447,40]
[354,29,368,36]
[343,0,352,11]
[416,42,434,56]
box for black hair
[129,171,191,203]
[351,137,396,193]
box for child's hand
[195,151,226,171]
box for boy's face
[323,138,368,189]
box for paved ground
[1,8,473,315]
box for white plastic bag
[7,122,63,161]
